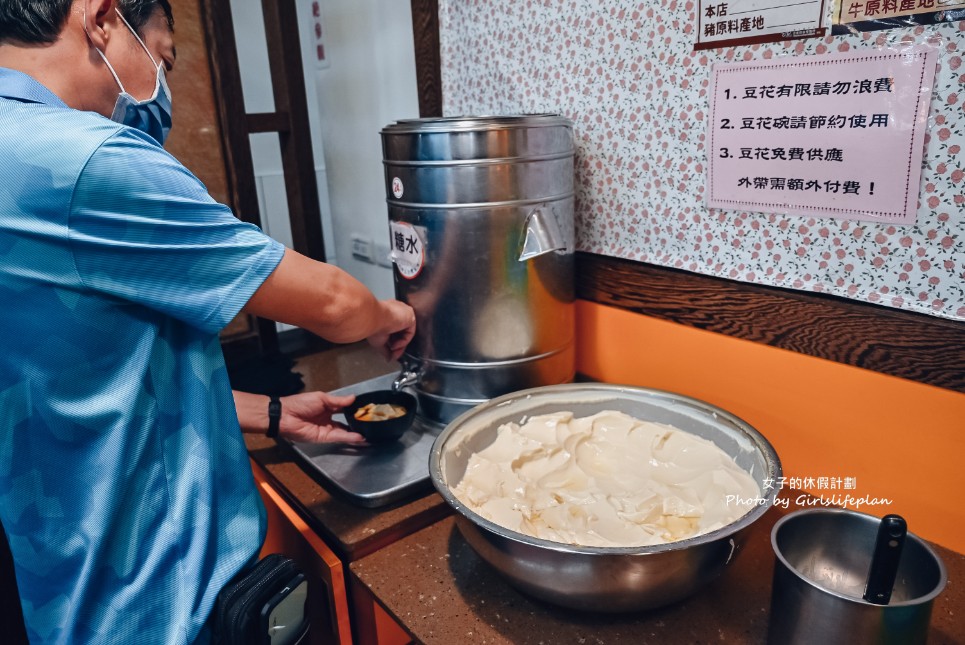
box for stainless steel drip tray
[288,373,445,508]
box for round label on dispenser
[391,177,404,199]
[389,220,425,279]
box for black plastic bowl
[343,390,417,443]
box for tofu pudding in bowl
[452,409,762,548]
[429,383,781,612]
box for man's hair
[0,0,173,45]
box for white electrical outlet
[350,234,374,262]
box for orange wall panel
[575,300,965,553]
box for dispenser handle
[518,207,568,262]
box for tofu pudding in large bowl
[429,383,782,612]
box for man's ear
[80,0,119,49]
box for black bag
[214,553,309,645]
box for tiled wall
[439,1,965,322]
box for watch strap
[267,396,282,438]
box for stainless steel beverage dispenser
[380,115,575,424]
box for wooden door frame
[200,0,326,262]
[201,0,336,358]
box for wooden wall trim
[410,0,443,118]
[577,252,965,393]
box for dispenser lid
[382,113,572,134]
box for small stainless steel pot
[768,508,947,644]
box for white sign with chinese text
[695,0,827,50]
[706,46,938,224]
[836,0,965,24]
[389,220,426,279]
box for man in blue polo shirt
[0,1,415,642]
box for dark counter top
[244,343,451,562]
[246,343,964,643]
[247,434,450,562]
[349,499,965,644]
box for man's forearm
[242,249,386,343]
[233,390,270,434]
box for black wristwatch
[267,396,282,439]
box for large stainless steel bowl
[429,383,782,612]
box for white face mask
[85,8,173,145]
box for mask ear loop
[114,7,161,70]
[83,8,128,94]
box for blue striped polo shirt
[0,67,285,644]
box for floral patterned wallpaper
[438,1,965,321]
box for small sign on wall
[706,46,938,224]
[835,0,965,25]
[695,0,827,50]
